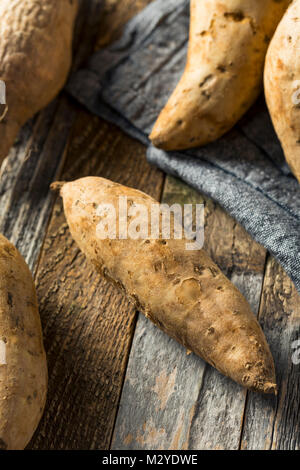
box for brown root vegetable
[0,234,47,450]
[0,0,79,165]
[54,176,276,394]
[264,0,300,183]
[150,0,291,151]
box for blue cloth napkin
[67,0,300,293]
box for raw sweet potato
[264,0,300,183]
[0,234,47,450]
[54,176,276,394]
[0,0,78,166]
[150,0,290,151]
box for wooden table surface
[1,0,299,450]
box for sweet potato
[150,0,290,151]
[54,176,276,393]
[0,234,47,450]
[264,0,300,183]
[0,0,78,166]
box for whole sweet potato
[55,177,276,394]
[150,0,290,151]
[0,234,47,450]
[0,0,78,166]
[265,0,300,183]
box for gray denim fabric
[67,0,300,292]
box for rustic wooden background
[1,0,299,450]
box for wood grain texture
[241,257,300,450]
[29,101,164,449]
[28,0,163,450]
[32,0,300,451]
[0,98,74,271]
[112,176,267,450]
[0,0,162,450]
[0,0,298,451]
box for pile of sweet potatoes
[1,0,299,451]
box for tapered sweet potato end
[222,352,277,394]
[252,345,277,394]
[149,117,204,151]
[256,381,277,395]
[211,337,277,394]
[149,81,205,151]
[150,120,174,150]
[149,101,221,151]
[196,274,278,395]
[244,361,277,395]
[149,118,176,150]
[149,130,169,150]
[221,329,277,394]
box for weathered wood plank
[2,0,296,451]
[0,0,140,450]
[28,109,164,449]
[0,98,75,271]
[241,257,300,450]
[112,175,267,450]
[25,0,162,451]
[113,314,205,450]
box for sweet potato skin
[0,235,47,450]
[57,177,276,394]
[0,0,78,165]
[265,0,300,183]
[150,0,291,151]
